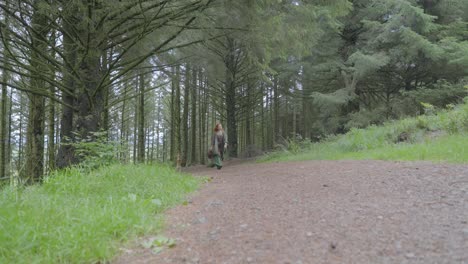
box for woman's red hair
[214,123,222,132]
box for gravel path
[115,160,468,264]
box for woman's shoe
[217,165,222,170]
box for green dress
[210,131,226,169]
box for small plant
[416,116,428,129]
[72,131,121,171]
[420,102,435,115]
[285,135,314,154]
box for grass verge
[260,97,468,164]
[0,164,201,264]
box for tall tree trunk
[170,66,176,162]
[24,2,49,183]
[47,87,56,173]
[225,38,238,157]
[301,68,312,140]
[137,72,145,163]
[190,66,198,164]
[0,84,7,180]
[133,85,138,164]
[7,90,13,179]
[47,32,56,173]
[273,75,279,144]
[56,4,78,168]
[102,49,111,138]
[199,73,207,164]
[0,0,10,180]
[150,122,155,162]
[156,89,162,162]
[120,80,129,162]
[245,83,252,147]
[174,65,182,165]
[74,1,105,161]
[261,83,265,150]
[182,64,190,166]
[18,93,25,172]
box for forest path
[115,160,468,264]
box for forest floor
[115,159,468,264]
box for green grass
[0,164,201,264]
[339,134,468,162]
[260,97,468,164]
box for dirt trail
[115,160,468,264]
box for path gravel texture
[115,160,468,264]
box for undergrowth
[0,164,200,264]
[260,97,468,163]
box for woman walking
[210,123,227,169]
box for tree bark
[182,64,190,166]
[47,87,56,173]
[47,32,57,173]
[56,4,78,169]
[190,66,198,164]
[225,38,238,157]
[174,66,182,164]
[170,66,176,162]
[24,1,49,183]
[0,0,10,180]
[137,72,145,163]
[273,75,279,144]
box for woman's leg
[219,144,224,161]
[213,154,222,169]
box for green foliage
[286,136,313,154]
[0,164,200,263]
[347,51,389,79]
[344,107,387,129]
[343,134,468,163]
[420,102,435,115]
[72,131,121,171]
[300,0,468,139]
[261,96,468,163]
[401,81,468,113]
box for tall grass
[0,164,201,264]
[261,97,468,163]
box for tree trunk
[174,65,182,164]
[137,72,145,163]
[47,31,57,173]
[156,89,162,162]
[0,84,7,180]
[190,66,197,165]
[47,87,56,173]
[74,1,105,163]
[0,0,10,180]
[245,83,253,147]
[102,49,111,138]
[182,64,190,166]
[24,2,49,183]
[273,75,279,144]
[225,38,238,157]
[56,5,77,169]
[18,93,25,172]
[133,84,138,164]
[199,73,207,164]
[261,83,265,150]
[170,66,176,162]
[119,82,126,162]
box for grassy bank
[0,164,201,264]
[261,97,468,164]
